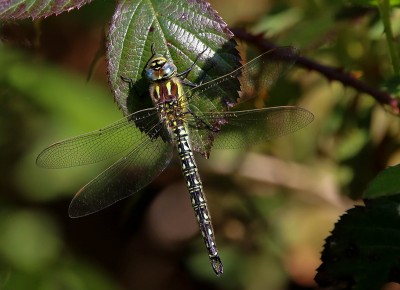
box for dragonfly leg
[120,75,144,98]
[176,48,208,79]
[150,43,157,57]
[120,75,135,89]
[180,69,209,87]
[180,79,198,88]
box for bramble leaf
[0,0,93,20]
[364,164,400,199]
[107,0,240,115]
[315,195,400,290]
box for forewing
[36,108,160,168]
[188,107,313,151]
[185,47,299,156]
[68,124,173,217]
[187,46,299,110]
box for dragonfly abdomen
[172,124,223,276]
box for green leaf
[315,195,400,290]
[0,210,62,272]
[364,164,400,198]
[345,0,400,7]
[0,0,93,20]
[107,0,240,116]
[334,129,368,161]
[0,45,122,201]
[381,75,400,96]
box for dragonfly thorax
[145,55,177,81]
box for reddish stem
[232,28,399,114]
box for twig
[232,28,400,114]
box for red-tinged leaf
[0,0,93,20]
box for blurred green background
[1,1,400,290]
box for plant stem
[378,0,400,75]
[232,28,400,113]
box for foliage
[1,0,400,290]
[0,0,93,19]
[347,0,400,8]
[108,0,239,115]
[316,174,400,289]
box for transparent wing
[185,47,299,156]
[36,108,161,168]
[68,123,173,218]
[187,46,298,112]
[187,106,313,151]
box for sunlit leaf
[0,0,93,20]
[334,129,368,161]
[345,0,400,7]
[0,46,122,201]
[364,164,400,198]
[0,210,62,272]
[107,0,240,115]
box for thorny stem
[232,28,400,114]
[377,0,400,75]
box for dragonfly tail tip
[211,255,224,276]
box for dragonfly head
[145,55,177,81]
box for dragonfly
[36,44,314,276]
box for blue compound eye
[146,68,156,80]
[163,63,176,78]
[164,67,171,75]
